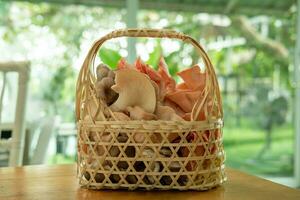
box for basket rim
[77,118,223,131]
[78,118,222,125]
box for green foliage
[244,84,288,131]
[99,47,121,69]
[146,41,162,69]
[266,96,288,127]
[210,50,227,75]
[43,66,75,120]
[164,51,180,77]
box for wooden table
[0,164,299,200]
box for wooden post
[294,0,300,187]
[126,0,138,63]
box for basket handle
[77,28,223,121]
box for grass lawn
[48,154,76,165]
[224,123,294,176]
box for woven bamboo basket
[76,29,226,190]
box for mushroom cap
[155,105,184,121]
[177,65,206,90]
[127,106,157,120]
[110,69,156,113]
[96,64,110,80]
[112,112,130,121]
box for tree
[256,95,288,159]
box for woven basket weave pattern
[76,29,226,190]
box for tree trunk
[232,16,288,62]
[256,124,272,159]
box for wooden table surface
[0,164,299,200]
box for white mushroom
[111,112,130,121]
[83,98,104,121]
[142,147,155,158]
[155,104,184,121]
[140,148,160,184]
[110,69,156,113]
[126,106,157,120]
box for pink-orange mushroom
[165,90,201,113]
[157,56,176,93]
[164,65,207,121]
[177,65,206,91]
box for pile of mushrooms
[93,61,186,122]
[84,56,212,185]
[93,56,209,122]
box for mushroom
[165,90,201,113]
[126,175,138,184]
[157,56,176,94]
[117,161,129,171]
[83,171,91,181]
[143,162,160,185]
[111,112,130,121]
[117,132,128,143]
[154,105,183,143]
[155,104,184,121]
[125,106,156,144]
[126,106,157,120]
[169,161,181,172]
[159,147,172,157]
[150,80,160,100]
[95,64,118,105]
[133,133,146,143]
[110,69,156,113]
[109,146,120,157]
[89,131,112,142]
[94,173,105,183]
[159,148,181,172]
[163,65,207,120]
[160,176,172,185]
[103,160,113,169]
[96,64,109,80]
[83,98,104,121]
[150,133,163,143]
[87,159,109,183]
[177,65,206,91]
[110,174,121,183]
[133,131,163,143]
[117,57,133,69]
[95,77,118,105]
[142,147,155,158]
[88,131,112,156]
[83,160,107,182]
[178,175,188,186]
[125,146,136,157]
[140,148,161,184]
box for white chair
[0,61,30,167]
